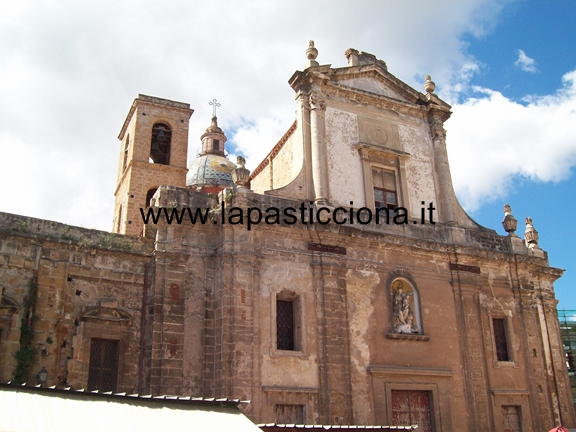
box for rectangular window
[276,299,295,350]
[88,339,119,392]
[391,390,434,432]
[276,404,305,424]
[502,405,522,432]
[372,167,397,209]
[493,318,510,362]
[213,139,220,152]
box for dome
[186,154,236,188]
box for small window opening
[493,318,510,361]
[145,188,158,208]
[213,139,220,152]
[122,135,130,171]
[372,168,397,210]
[150,123,171,165]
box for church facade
[0,43,574,431]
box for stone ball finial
[424,75,436,94]
[305,40,319,68]
[307,40,318,60]
[502,204,517,236]
[236,155,246,168]
[524,217,539,247]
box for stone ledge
[262,386,319,394]
[368,365,452,377]
[386,333,430,341]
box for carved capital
[430,121,446,142]
[309,92,326,112]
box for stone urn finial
[424,75,436,94]
[502,204,518,236]
[232,155,251,189]
[345,48,359,66]
[524,217,539,248]
[305,40,319,69]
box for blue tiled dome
[186,154,236,188]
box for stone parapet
[0,211,153,254]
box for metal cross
[209,98,221,117]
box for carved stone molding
[81,300,133,326]
[386,333,430,341]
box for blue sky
[0,0,574,308]
[453,0,576,309]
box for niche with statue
[390,278,422,334]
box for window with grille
[502,405,522,432]
[213,139,220,152]
[276,404,305,424]
[391,390,434,432]
[372,167,397,210]
[277,299,295,351]
[88,339,119,392]
[493,318,510,362]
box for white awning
[1,385,261,432]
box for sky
[0,0,574,308]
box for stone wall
[0,212,153,391]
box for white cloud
[0,0,518,230]
[515,49,537,73]
[446,70,576,211]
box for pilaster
[309,91,330,205]
[429,110,457,225]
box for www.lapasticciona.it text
[140,201,436,231]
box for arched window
[116,204,123,232]
[122,135,130,170]
[389,276,422,334]
[145,188,158,208]
[150,123,171,165]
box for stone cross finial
[209,98,221,117]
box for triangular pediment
[328,61,429,106]
[338,76,412,102]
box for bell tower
[113,94,194,236]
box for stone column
[429,111,457,225]
[309,91,330,204]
